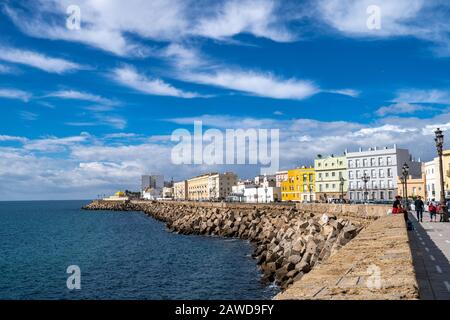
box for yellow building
[281,167,315,202]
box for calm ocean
[0,200,279,300]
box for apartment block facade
[314,154,348,201]
[281,167,315,202]
[173,180,188,201]
[346,145,421,201]
[187,172,237,201]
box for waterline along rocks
[83,200,364,290]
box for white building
[346,145,422,201]
[275,170,288,187]
[425,158,441,202]
[230,175,281,203]
[142,187,162,200]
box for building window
[387,168,393,177]
[371,169,376,178]
[378,157,383,166]
[387,156,392,165]
[363,159,368,167]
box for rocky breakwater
[83,201,364,290]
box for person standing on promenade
[414,196,424,222]
[393,195,408,221]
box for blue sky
[1,0,450,200]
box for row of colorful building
[133,144,450,203]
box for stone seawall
[275,215,419,300]
[83,200,364,290]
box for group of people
[392,195,447,223]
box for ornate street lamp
[402,162,409,209]
[340,177,345,202]
[435,128,449,222]
[361,173,370,202]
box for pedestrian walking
[429,200,437,222]
[414,196,424,222]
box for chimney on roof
[359,147,362,152]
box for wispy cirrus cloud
[4,0,296,57]
[316,0,450,56]
[66,114,127,130]
[182,69,319,100]
[393,89,450,105]
[0,63,14,74]
[0,46,84,74]
[47,90,118,106]
[110,65,202,98]
[166,45,359,100]
[194,0,294,42]
[375,102,431,117]
[0,88,32,101]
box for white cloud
[0,64,14,74]
[19,111,38,121]
[0,88,32,101]
[375,102,430,116]
[326,89,360,98]
[394,89,450,104]
[0,46,84,74]
[316,0,450,55]
[2,112,450,200]
[110,65,201,98]
[165,44,358,100]
[194,0,294,42]
[0,135,28,143]
[5,0,295,57]
[47,90,118,106]
[318,0,424,37]
[182,69,319,100]
[66,114,127,130]
[23,133,91,152]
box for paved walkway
[408,212,450,299]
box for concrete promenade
[409,213,450,299]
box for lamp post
[361,173,370,202]
[435,128,449,222]
[402,162,409,210]
[255,184,259,204]
[340,177,345,202]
